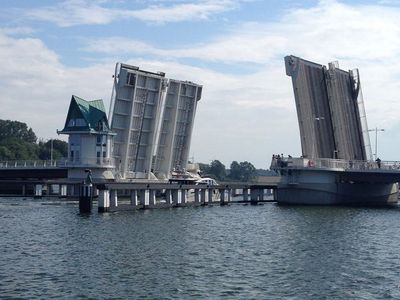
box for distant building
[58,95,115,180]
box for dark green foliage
[236,161,257,182]
[0,119,68,161]
[229,161,241,181]
[38,139,68,160]
[198,163,211,175]
[209,160,226,181]
[199,160,257,182]
[0,120,37,143]
[199,160,226,181]
[0,137,39,160]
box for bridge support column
[172,190,179,205]
[250,189,258,205]
[219,189,226,205]
[200,189,207,205]
[165,189,173,205]
[34,184,42,198]
[110,190,118,208]
[60,184,67,198]
[243,188,249,201]
[180,189,187,204]
[137,190,146,207]
[208,188,214,204]
[194,189,200,204]
[130,190,139,206]
[149,190,156,206]
[258,189,264,201]
[98,190,110,213]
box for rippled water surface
[1,198,400,299]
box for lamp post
[311,116,325,158]
[50,139,54,166]
[368,127,385,160]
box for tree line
[0,119,68,161]
[198,160,257,182]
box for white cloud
[85,0,400,131]
[25,0,239,27]
[0,30,114,142]
[4,0,400,165]
[86,1,400,63]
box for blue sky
[1,0,400,167]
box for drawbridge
[274,56,399,205]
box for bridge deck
[272,157,400,183]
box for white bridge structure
[272,157,400,172]
[277,55,400,205]
[109,63,202,180]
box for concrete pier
[130,190,139,206]
[95,181,278,213]
[194,189,200,204]
[98,189,110,212]
[149,190,156,206]
[34,184,42,198]
[110,190,118,208]
[166,189,173,205]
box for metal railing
[271,157,400,172]
[67,158,115,168]
[0,160,68,169]
[0,158,115,169]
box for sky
[1,0,400,168]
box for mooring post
[79,170,93,213]
[130,190,139,206]
[98,189,110,212]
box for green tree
[229,161,241,181]
[0,120,37,143]
[198,163,211,175]
[38,139,68,160]
[227,160,257,182]
[0,137,39,160]
[0,119,68,161]
[239,161,257,182]
[0,146,13,160]
[209,160,226,181]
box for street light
[51,139,54,166]
[368,127,385,160]
[311,116,325,158]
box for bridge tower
[57,95,116,180]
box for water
[1,198,400,299]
